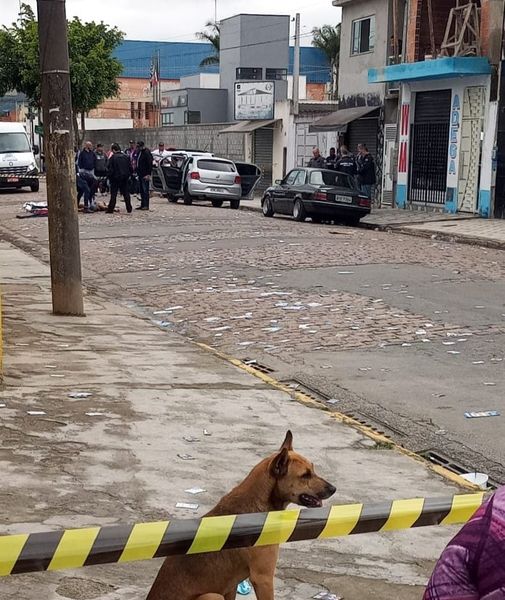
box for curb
[196,343,479,492]
[361,221,505,251]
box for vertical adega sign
[234,82,275,121]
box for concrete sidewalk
[243,197,505,250]
[0,240,469,600]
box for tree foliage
[0,3,124,139]
[196,21,220,67]
[312,24,341,99]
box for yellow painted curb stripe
[441,493,485,526]
[187,515,236,555]
[0,534,28,576]
[255,509,300,547]
[381,498,425,532]
[318,503,363,539]
[119,522,169,563]
[48,527,100,571]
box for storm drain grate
[242,359,275,375]
[422,450,498,490]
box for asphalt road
[3,186,505,484]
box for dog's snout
[325,483,337,498]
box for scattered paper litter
[442,342,456,346]
[178,453,196,461]
[27,411,46,415]
[176,502,199,510]
[86,412,105,417]
[484,382,497,386]
[50,374,65,378]
[447,351,460,355]
[472,361,485,365]
[203,429,212,436]
[313,593,343,600]
[465,411,500,419]
[0,403,6,408]
[185,487,206,495]
[402,343,412,347]
[327,399,340,405]
[183,436,200,443]
[68,392,93,399]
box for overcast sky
[2,0,341,44]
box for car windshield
[197,160,236,172]
[309,170,355,190]
[0,132,31,153]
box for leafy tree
[0,3,124,143]
[196,21,220,67]
[312,24,341,100]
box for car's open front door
[235,162,262,200]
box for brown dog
[146,431,336,600]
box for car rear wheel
[183,186,193,205]
[262,196,274,217]
[293,199,306,222]
[167,194,178,203]
[230,199,240,210]
[211,199,224,208]
[30,180,40,193]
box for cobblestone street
[2,187,505,482]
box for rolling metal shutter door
[347,117,378,158]
[414,90,451,123]
[253,128,274,191]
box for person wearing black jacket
[356,144,376,198]
[136,140,153,210]
[106,144,133,214]
[335,146,356,177]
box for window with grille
[236,67,263,80]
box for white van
[0,123,40,192]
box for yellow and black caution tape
[0,493,485,577]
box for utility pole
[293,13,301,116]
[37,0,84,316]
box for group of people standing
[308,144,376,199]
[75,140,154,214]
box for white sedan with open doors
[152,154,262,210]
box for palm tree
[312,24,341,100]
[196,21,220,68]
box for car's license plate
[209,188,223,193]
[7,177,19,183]
[335,195,353,204]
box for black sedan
[261,168,371,225]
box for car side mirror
[275,179,282,185]
[32,144,39,156]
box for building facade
[369,0,504,217]
[316,0,403,205]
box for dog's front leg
[251,578,275,600]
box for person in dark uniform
[106,144,133,214]
[335,146,356,177]
[325,147,338,170]
[356,144,376,198]
[136,140,153,210]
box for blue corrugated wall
[114,40,330,84]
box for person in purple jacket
[424,486,505,599]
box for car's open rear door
[153,160,184,196]
[235,162,262,200]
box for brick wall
[86,124,246,162]
[407,0,495,63]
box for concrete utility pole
[37,0,84,316]
[293,13,301,116]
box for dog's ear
[270,447,290,479]
[279,430,293,451]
